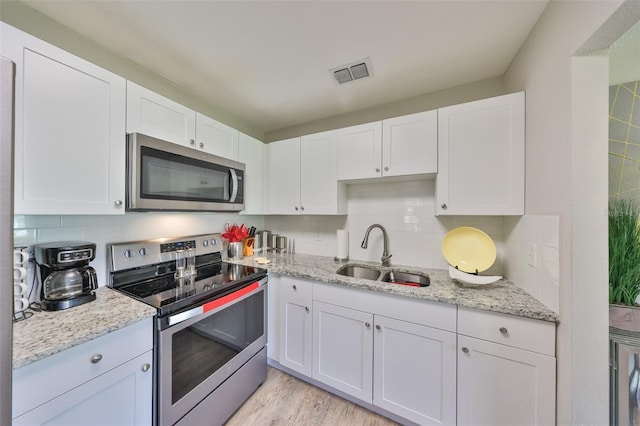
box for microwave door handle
[229,169,238,202]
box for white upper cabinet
[337,122,382,180]
[382,111,438,177]
[266,137,301,214]
[337,110,437,181]
[238,132,265,215]
[195,113,239,160]
[436,92,525,215]
[126,81,195,147]
[266,131,346,215]
[127,81,239,160]
[1,23,126,215]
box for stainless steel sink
[336,264,382,280]
[380,270,430,287]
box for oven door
[158,277,266,426]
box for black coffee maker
[35,241,98,311]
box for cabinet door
[373,315,457,425]
[279,276,313,376]
[126,80,196,147]
[238,132,265,215]
[266,137,301,214]
[457,335,556,426]
[382,110,437,177]
[13,350,153,426]
[312,301,373,403]
[436,92,525,215]
[337,121,382,180]
[2,23,126,215]
[300,130,346,215]
[195,113,239,160]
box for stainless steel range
[108,233,267,426]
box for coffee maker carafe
[35,241,98,311]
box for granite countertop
[232,253,559,323]
[13,287,156,369]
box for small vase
[227,241,244,261]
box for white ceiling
[19,0,549,135]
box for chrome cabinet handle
[461,347,470,354]
[365,322,371,328]
[114,200,123,207]
[294,206,299,211]
[190,139,195,146]
[300,206,304,211]
[141,363,151,373]
[499,327,509,335]
[375,324,381,331]
[441,203,447,209]
[375,168,380,173]
[384,166,389,171]
[199,142,204,148]
[305,306,309,313]
[90,354,103,364]
[293,284,297,290]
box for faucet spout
[361,224,392,266]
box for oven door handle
[167,277,265,327]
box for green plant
[609,199,640,305]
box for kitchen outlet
[527,243,538,268]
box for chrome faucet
[361,224,392,266]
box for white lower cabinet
[457,307,556,426]
[279,276,313,376]
[12,318,153,426]
[13,350,153,426]
[273,277,556,426]
[310,283,457,425]
[312,301,374,403]
[374,315,457,425]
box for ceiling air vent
[330,57,373,85]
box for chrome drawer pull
[461,347,470,354]
[305,306,309,313]
[499,327,509,335]
[141,363,151,373]
[365,322,371,328]
[375,325,381,331]
[90,354,103,364]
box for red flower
[222,224,249,242]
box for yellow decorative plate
[441,227,496,273]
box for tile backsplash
[14,212,265,286]
[15,179,560,313]
[504,215,560,313]
[266,179,506,275]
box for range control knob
[203,240,209,247]
[211,239,217,246]
[123,249,134,258]
[139,248,148,256]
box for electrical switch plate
[527,243,537,267]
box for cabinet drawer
[457,307,555,356]
[314,281,456,332]
[281,276,312,303]
[13,318,153,418]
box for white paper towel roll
[336,229,349,260]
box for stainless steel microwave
[126,133,245,212]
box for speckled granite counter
[231,253,559,323]
[13,287,156,369]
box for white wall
[503,1,629,424]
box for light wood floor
[226,367,400,425]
